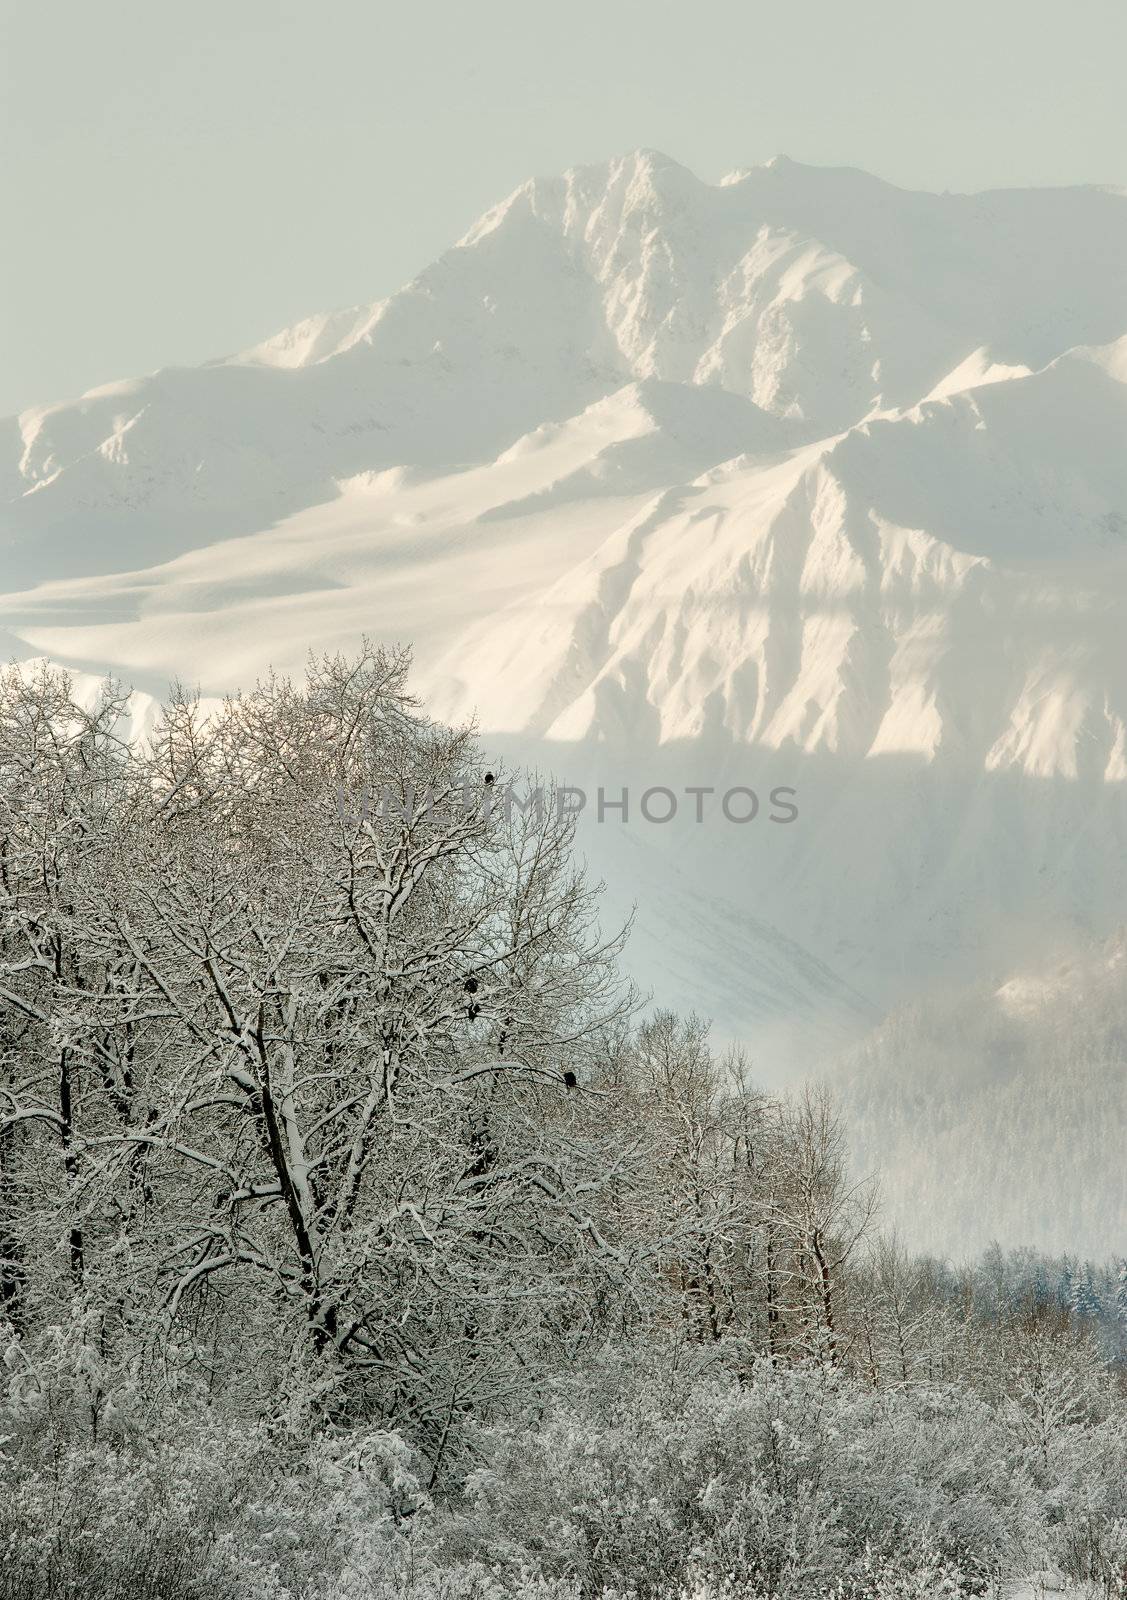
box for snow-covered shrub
[440,1352,1032,1597]
[1051,1414,1127,1597]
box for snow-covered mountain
[7,151,1126,578]
[4,152,1127,1118]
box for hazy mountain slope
[425,337,1127,761]
[835,931,1127,1257]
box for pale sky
[3,0,1125,418]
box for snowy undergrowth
[2,1348,1124,1600]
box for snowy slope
[3,152,1127,1114]
[836,929,1127,1256]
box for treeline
[1,652,1125,1599]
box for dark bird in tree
[463,1117,496,1182]
[484,772,495,786]
[463,976,479,995]
[562,1070,577,1091]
